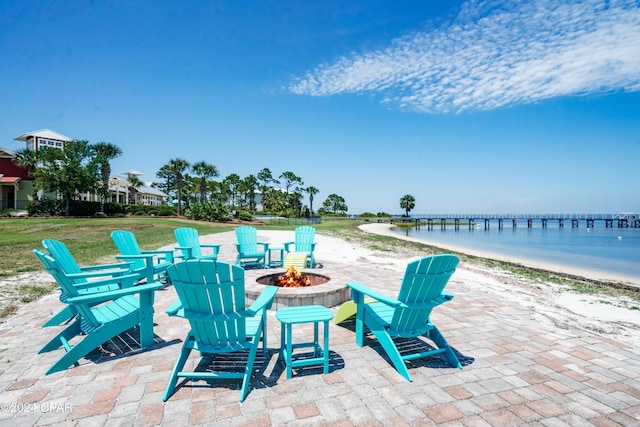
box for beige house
[108,176,167,206]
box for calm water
[393,223,640,282]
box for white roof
[0,148,16,157]
[14,129,73,142]
[137,185,168,197]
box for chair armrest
[115,254,154,262]
[175,246,195,259]
[65,268,132,280]
[166,300,183,316]
[257,242,270,251]
[347,281,400,307]
[246,286,278,315]
[66,281,162,305]
[283,242,294,251]
[80,262,133,272]
[140,249,175,263]
[66,272,139,287]
[390,292,454,310]
[200,244,221,255]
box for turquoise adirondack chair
[111,230,176,283]
[173,227,221,261]
[41,239,138,327]
[284,226,317,268]
[163,260,278,402]
[346,254,462,381]
[33,249,162,375]
[234,226,269,269]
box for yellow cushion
[283,252,308,269]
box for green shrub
[157,208,175,216]
[186,201,232,222]
[237,210,253,221]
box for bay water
[393,222,640,283]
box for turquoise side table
[276,305,333,379]
[268,247,285,268]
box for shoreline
[359,223,640,287]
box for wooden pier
[388,213,640,229]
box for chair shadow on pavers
[368,336,475,371]
[184,348,281,395]
[278,350,345,379]
[82,327,182,366]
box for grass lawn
[0,217,373,278]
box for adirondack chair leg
[138,291,156,348]
[428,326,462,369]
[261,312,268,357]
[352,292,366,347]
[163,334,195,402]
[42,306,77,328]
[367,319,413,382]
[240,335,261,402]
[39,319,82,353]
[46,313,140,375]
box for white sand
[360,223,640,285]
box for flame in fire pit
[276,266,312,287]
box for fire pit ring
[244,267,350,309]
[256,270,330,287]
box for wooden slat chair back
[173,227,220,261]
[163,260,278,402]
[284,226,316,268]
[347,254,461,381]
[390,255,459,336]
[111,229,175,282]
[33,249,161,375]
[234,226,269,268]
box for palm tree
[166,158,190,215]
[304,186,319,216]
[12,148,40,198]
[400,194,416,217]
[241,174,259,211]
[126,173,143,205]
[92,142,122,212]
[191,161,219,203]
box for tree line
[12,140,350,219]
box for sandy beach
[361,223,640,286]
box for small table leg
[323,320,329,374]
[286,323,293,379]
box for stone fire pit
[244,267,350,309]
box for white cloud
[289,0,640,113]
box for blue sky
[1,0,639,215]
